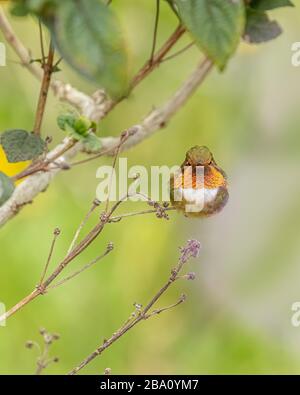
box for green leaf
[74,117,93,137]
[173,0,245,70]
[0,129,46,163]
[10,2,30,16]
[244,9,282,44]
[57,114,76,132]
[82,133,102,153]
[57,114,100,150]
[0,172,15,207]
[43,0,129,99]
[10,0,57,17]
[57,114,94,136]
[57,114,102,153]
[250,0,294,11]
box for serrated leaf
[58,114,93,136]
[0,129,46,163]
[0,172,15,206]
[83,133,102,153]
[57,114,76,131]
[43,0,129,99]
[244,9,282,44]
[251,0,294,11]
[173,0,245,70]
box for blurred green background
[1,0,300,374]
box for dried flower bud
[93,199,101,206]
[52,333,60,341]
[180,294,187,302]
[186,272,196,281]
[104,368,111,375]
[179,240,201,263]
[45,136,53,144]
[25,341,34,349]
[100,212,108,222]
[53,228,61,236]
[39,328,46,335]
[107,242,114,252]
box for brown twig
[130,24,185,91]
[38,20,46,63]
[0,176,174,324]
[149,0,160,65]
[33,39,55,135]
[161,41,195,63]
[9,22,186,182]
[66,199,101,256]
[48,243,114,291]
[1,58,213,227]
[108,207,176,223]
[68,239,201,375]
[0,219,108,323]
[26,328,60,375]
[104,130,132,212]
[11,138,77,182]
[39,228,61,287]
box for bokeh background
[1,0,300,374]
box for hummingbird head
[185,146,212,166]
[170,145,229,217]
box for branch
[112,58,213,154]
[26,328,60,375]
[33,39,55,135]
[0,180,171,323]
[130,24,185,91]
[0,7,109,120]
[47,243,114,291]
[0,58,213,227]
[68,239,201,375]
[149,0,160,64]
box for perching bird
[170,146,229,217]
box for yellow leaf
[0,145,29,178]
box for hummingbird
[170,146,229,217]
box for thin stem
[39,229,60,287]
[0,7,43,80]
[70,127,138,168]
[12,139,76,182]
[104,138,125,213]
[161,42,195,63]
[145,295,186,319]
[69,146,117,167]
[48,245,113,291]
[33,40,55,135]
[149,0,160,65]
[108,207,176,223]
[68,240,199,375]
[38,20,45,64]
[130,24,185,90]
[53,56,63,69]
[67,200,100,256]
[0,187,138,323]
